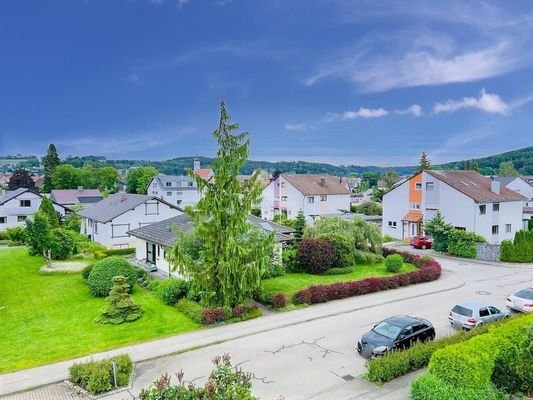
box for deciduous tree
[8,169,35,190]
[126,167,158,194]
[498,161,519,177]
[38,196,60,228]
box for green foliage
[418,152,431,172]
[383,234,395,242]
[498,161,519,177]
[385,254,403,272]
[69,354,133,395]
[43,144,60,193]
[500,230,533,262]
[52,164,83,189]
[353,249,384,264]
[321,266,355,275]
[175,299,204,324]
[94,166,120,192]
[293,210,306,240]
[382,170,399,190]
[5,226,27,245]
[7,169,35,190]
[81,265,93,280]
[447,229,486,258]
[318,232,354,268]
[95,275,143,324]
[152,279,189,305]
[38,197,60,228]
[50,228,77,260]
[87,256,137,297]
[25,212,52,257]
[64,213,81,233]
[354,201,382,216]
[139,354,257,400]
[250,207,261,217]
[126,166,159,194]
[171,101,274,307]
[101,248,136,257]
[411,373,505,400]
[282,247,300,272]
[262,245,285,278]
[424,211,454,252]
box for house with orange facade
[382,170,525,244]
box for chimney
[320,177,326,187]
[77,186,83,192]
[193,158,201,171]
[491,180,500,194]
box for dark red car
[410,236,433,249]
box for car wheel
[421,245,426,250]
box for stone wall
[476,243,500,262]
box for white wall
[82,200,182,248]
[382,181,409,239]
[148,178,202,208]
[0,192,67,231]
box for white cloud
[395,104,423,117]
[341,107,388,120]
[433,89,509,115]
[284,123,311,131]
[149,0,190,7]
[125,73,142,85]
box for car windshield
[515,289,533,300]
[372,321,402,339]
[452,305,473,317]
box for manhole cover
[342,375,355,381]
[476,290,491,295]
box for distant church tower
[193,158,201,171]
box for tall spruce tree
[418,152,431,172]
[43,144,60,193]
[171,101,274,307]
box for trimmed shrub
[297,238,336,274]
[411,373,505,400]
[201,307,227,324]
[0,230,8,240]
[447,229,486,258]
[87,256,137,297]
[240,306,262,321]
[385,254,403,272]
[282,247,301,272]
[321,266,355,275]
[69,354,133,395]
[319,232,354,268]
[176,299,203,324]
[253,289,273,305]
[93,250,107,259]
[81,264,93,280]
[354,249,383,264]
[102,248,136,257]
[293,288,312,305]
[271,293,288,308]
[50,228,77,260]
[500,230,533,262]
[94,276,143,324]
[5,226,27,245]
[153,279,189,305]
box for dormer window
[165,182,172,187]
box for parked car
[506,288,533,313]
[409,236,433,249]
[357,315,435,359]
[448,301,510,330]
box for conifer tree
[172,101,274,307]
[95,276,142,324]
[418,152,431,172]
[465,160,471,170]
[43,144,60,193]
[38,196,60,228]
[293,211,306,241]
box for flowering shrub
[297,238,336,274]
[293,248,441,305]
[201,307,227,325]
[271,293,288,308]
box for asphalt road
[106,253,533,400]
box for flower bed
[292,249,441,305]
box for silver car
[506,288,533,313]
[448,301,510,330]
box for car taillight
[524,304,533,307]
[448,311,452,316]
[467,318,476,324]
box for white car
[506,288,533,313]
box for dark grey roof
[77,193,180,223]
[493,176,519,187]
[128,214,293,247]
[0,188,28,205]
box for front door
[146,242,156,263]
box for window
[411,203,421,209]
[492,225,499,235]
[94,222,98,234]
[281,182,285,188]
[415,183,422,190]
[145,201,159,215]
[320,195,327,201]
[111,224,130,238]
[188,182,193,187]
[455,226,466,231]
[426,182,434,191]
[479,308,490,318]
[166,191,172,196]
[165,182,172,187]
[176,192,182,196]
[506,224,512,233]
[20,200,31,207]
[281,196,287,201]
[152,182,157,187]
[479,205,486,215]
[177,200,182,205]
[388,221,397,228]
[307,196,315,204]
[493,203,500,212]
[17,216,27,222]
[0,217,6,224]
[488,306,500,315]
[176,182,181,187]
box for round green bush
[87,256,137,297]
[81,264,93,280]
[385,254,403,273]
[319,233,354,269]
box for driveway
[3,254,532,400]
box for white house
[494,176,533,228]
[78,193,182,249]
[261,174,351,224]
[147,159,214,208]
[382,170,525,244]
[128,214,294,275]
[0,188,69,231]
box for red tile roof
[282,174,351,196]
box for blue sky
[1,0,532,166]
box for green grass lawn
[262,262,417,297]
[0,247,200,373]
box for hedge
[500,230,533,262]
[447,229,486,259]
[103,248,136,257]
[293,248,441,305]
[69,354,133,395]
[411,374,505,400]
